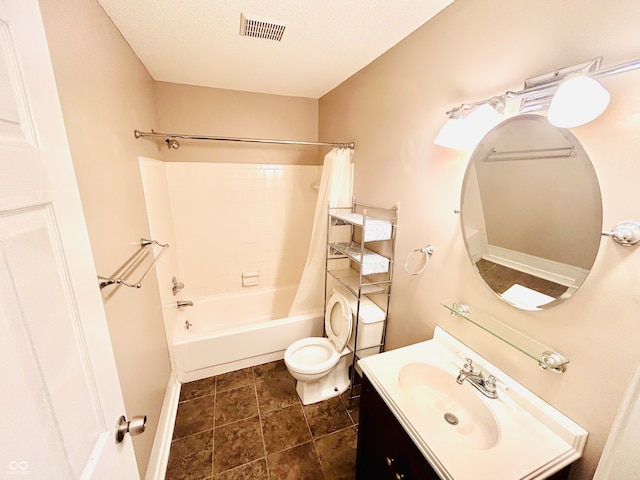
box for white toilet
[284,285,384,405]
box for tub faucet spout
[172,276,185,296]
[177,300,193,308]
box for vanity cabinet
[356,375,573,480]
[357,375,439,480]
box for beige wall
[154,82,320,165]
[39,0,171,476]
[319,0,640,478]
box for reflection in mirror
[460,115,602,310]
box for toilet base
[294,356,350,405]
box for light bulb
[434,116,465,149]
[548,75,610,128]
[461,103,503,151]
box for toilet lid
[325,291,352,352]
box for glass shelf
[442,301,569,373]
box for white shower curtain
[289,147,353,316]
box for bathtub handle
[172,276,185,296]
[177,300,193,308]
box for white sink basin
[398,362,500,450]
[358,327,587,480]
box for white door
[0,1,140,479]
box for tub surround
[165,162,319,298]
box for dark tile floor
[165,360,360,480]
[475,258,569,298]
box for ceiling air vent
[240,13,286,42]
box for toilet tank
[332,286,385,359]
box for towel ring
[405,245,434,276]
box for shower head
[165,138,180,150]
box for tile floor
[165,360,360,480]
[475,258,569,298]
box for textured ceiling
[97,0,453,98]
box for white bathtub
[171,286,324,382]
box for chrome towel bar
[98,238,169,289]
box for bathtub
[171,286,324,382]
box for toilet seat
[325,290,352,352]
[284,337,340,375]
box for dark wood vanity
[356,375,440,479]
[356,374,572,480]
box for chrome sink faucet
[456,358,498,399]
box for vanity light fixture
[519,58,602,114]
[433,109,466,149]
[459,96,505,150]
[436,56,640,150]
[434,95,506,151]
[547,74,610,127]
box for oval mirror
[460,114,602,310]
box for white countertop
[358,327,588,480]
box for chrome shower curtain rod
[133,129,355,149]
